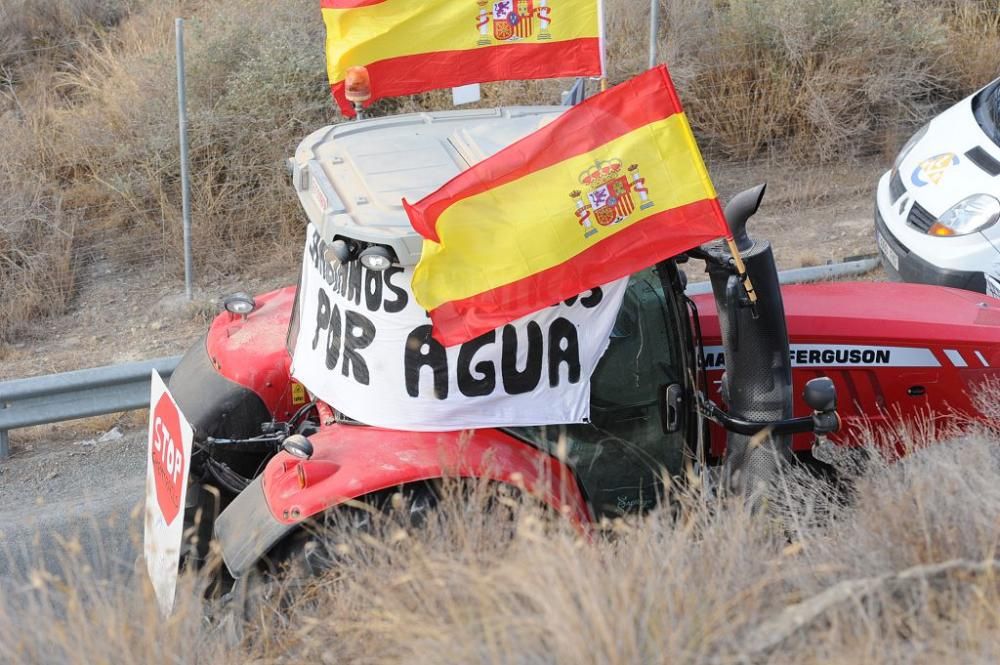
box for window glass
[510,267,688,516]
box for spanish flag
[322,0,603,116]
[404,66,731,347]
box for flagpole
[648,0,659,69]
[725,237,759,306]
[598,0,607,91]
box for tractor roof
[289,106,564,265]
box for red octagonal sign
[150,393,186,526]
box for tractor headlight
[359,245,394,272]
[894,122,930,171]
[223,292,256,315]
[929,194,1000,237]
[324,238,357,265]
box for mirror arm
[698,395,839,437]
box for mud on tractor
[163,106,1000,588]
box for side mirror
[803,377,837,413]
[282,434,314,460]
[804,377,839,438]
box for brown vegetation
[1,0,999,341]
[4,425,1000,663]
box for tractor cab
[286,107,700,517]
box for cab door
[510,265,694,517]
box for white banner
[291,225,627,430]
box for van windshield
[973,79,1000,147]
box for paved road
[0,428,147,586]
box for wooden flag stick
[725,236,759,305]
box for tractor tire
[722,433,789,511]
[216,480,528,636]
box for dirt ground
[0,425,146,583]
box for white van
[875,77,1000,297]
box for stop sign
[150,393,186,526]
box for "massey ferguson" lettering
[792,348,889,366]
[702,344,942,371]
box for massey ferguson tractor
[163,104,1000,590]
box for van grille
[889,169,906,202]
[907,202,937,233]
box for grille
[965,146,1000,177]
[907,201,937,233]
[889,169,906,202]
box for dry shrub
[657,0,958,161]
[0,114,76,341]
[0,187,75,342]
[5,433,1000,662]
[0,1,136,340]
[0,549,231,664]
[935,0,1000,92]
[0,0,136,81]
[47,0,331,274]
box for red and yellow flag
[322,0,603,116]
[404,66,731,346]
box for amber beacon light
[345,66,372,119]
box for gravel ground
[0,427,146,585]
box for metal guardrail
[684,256,880,296]
[0,258,881,461]
[0,356,182,459]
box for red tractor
[165,107,1000,583]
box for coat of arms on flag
[570,160,657,239]
[477,0,553,45]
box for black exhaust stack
[706,184,793,500]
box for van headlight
[928,194,1000,237]
[894,122,930,171]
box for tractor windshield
[509,265,692,517]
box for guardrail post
[0,429,8,460]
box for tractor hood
[694,281,1000,368]
[695,281,1000,455]
[288,107,565,266]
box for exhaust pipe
[706,184,793,502]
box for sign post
[176,18,194,300]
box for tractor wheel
[216,483,439,634]
[180,480,223,572]
[723,432,791,511]
[218,480,528,634]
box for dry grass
[0,181,75,342]
[2,0,1000,339]
[4,428,1000,663]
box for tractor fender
[203,285,301,423]
[214,425,590,577]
